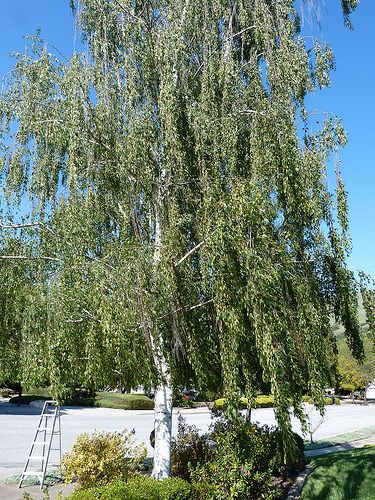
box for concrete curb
[286,465,314,499]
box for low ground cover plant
[69,477,191,500]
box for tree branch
[0,255,60,262]
[174,239,206,268]
[0,222,43,229]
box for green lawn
[301,446,375,500]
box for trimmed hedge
[94,393,154,410]
[69,477,191,500]
[302,396,341,406]
[9,395,51,405]
[214,395,274,410]
[9,391,154,410]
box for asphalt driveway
[1,400,375,480]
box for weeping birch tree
[0,0,370,479]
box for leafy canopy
[0,0,367,443]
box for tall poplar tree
[0,0,369,479]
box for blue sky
[0,1,373,277]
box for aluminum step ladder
[18,400,62,489]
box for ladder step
[28,456,45,460]
[37,428,50,432]
[22,472,43,478]
[34,441,48,445]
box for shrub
[61,429,146,489]
[190,418,302,499]
[95,393,154,410]
[69,477,191,500]
[213,398,226,410]
[171,414,213,481]
[214,395,274,410]
[9,395,51,405]
[302,395,313,403]
[255,395,274,408]
[173,398,195,408]
[303,396,340,405]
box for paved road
[1,400,375,479]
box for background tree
[0,0,366,478]
[336,355,366,397]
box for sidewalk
[0,482,75,499]
[305,434,375,457]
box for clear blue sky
[0,1,373,277]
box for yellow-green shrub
[214,395,274,410]
[61,429,146,489]
[255,395,274,408]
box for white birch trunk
[152,376,173,479]
[150,179,173,479]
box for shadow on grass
[302,447,375,499]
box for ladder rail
[40,405,58,489]
[18,400,61,490]
[18,401,49,488]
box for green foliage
[337,356,366,393]
[61,430,146,489]
[190,418,304,500]
[255,395,275,408]
[69,477,191,500]
[4,469,63,487]
[8,390,154,410]
[171,415,212,481]
[214,395,274,410]
[173,399,195,409]
[93,393,154,410]
[9,394,50,405]
[302,395,340,405]
[0,0,363,462]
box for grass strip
[301,446,375,499]
[304,425,375,450]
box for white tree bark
[152,373,173,479]
[150,177,173,479]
